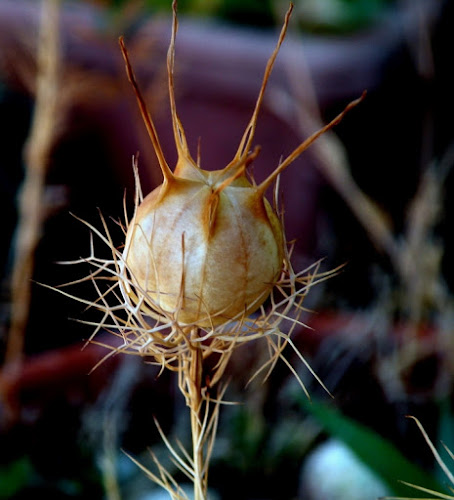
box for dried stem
[187,333,206,500]
[6,0,61,367]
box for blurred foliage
[206,404,316,498]
[0,452,103,500]
[436,398,454,487]
[296,0,397,33]
[0,457,33,499]
[298,397,449,498]
[88,0,397,31]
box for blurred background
[1,0,453,498]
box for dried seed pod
[123,156,284,327]
[119,2,364,328]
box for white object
[300,439,390,500]
[140,484,220,500]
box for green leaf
[299,398,448,498]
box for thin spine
[167,0,192,161]
[258,91,366,195]
[230,3,294,165]
[407,416,454,486]
[119,37,174,184]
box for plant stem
[188,330,206,500]
[6,0,61,368]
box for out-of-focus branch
[269,0,446,320]
[266,81,400,265]
[269,1,451,401]
[5,0,61,367]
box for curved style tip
[258,91,367,195]
[119,36,174,185]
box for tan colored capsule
[119,2,364,329]
[124,159,283,326]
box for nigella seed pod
[123,158,284,327]
[119,2,364,330]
